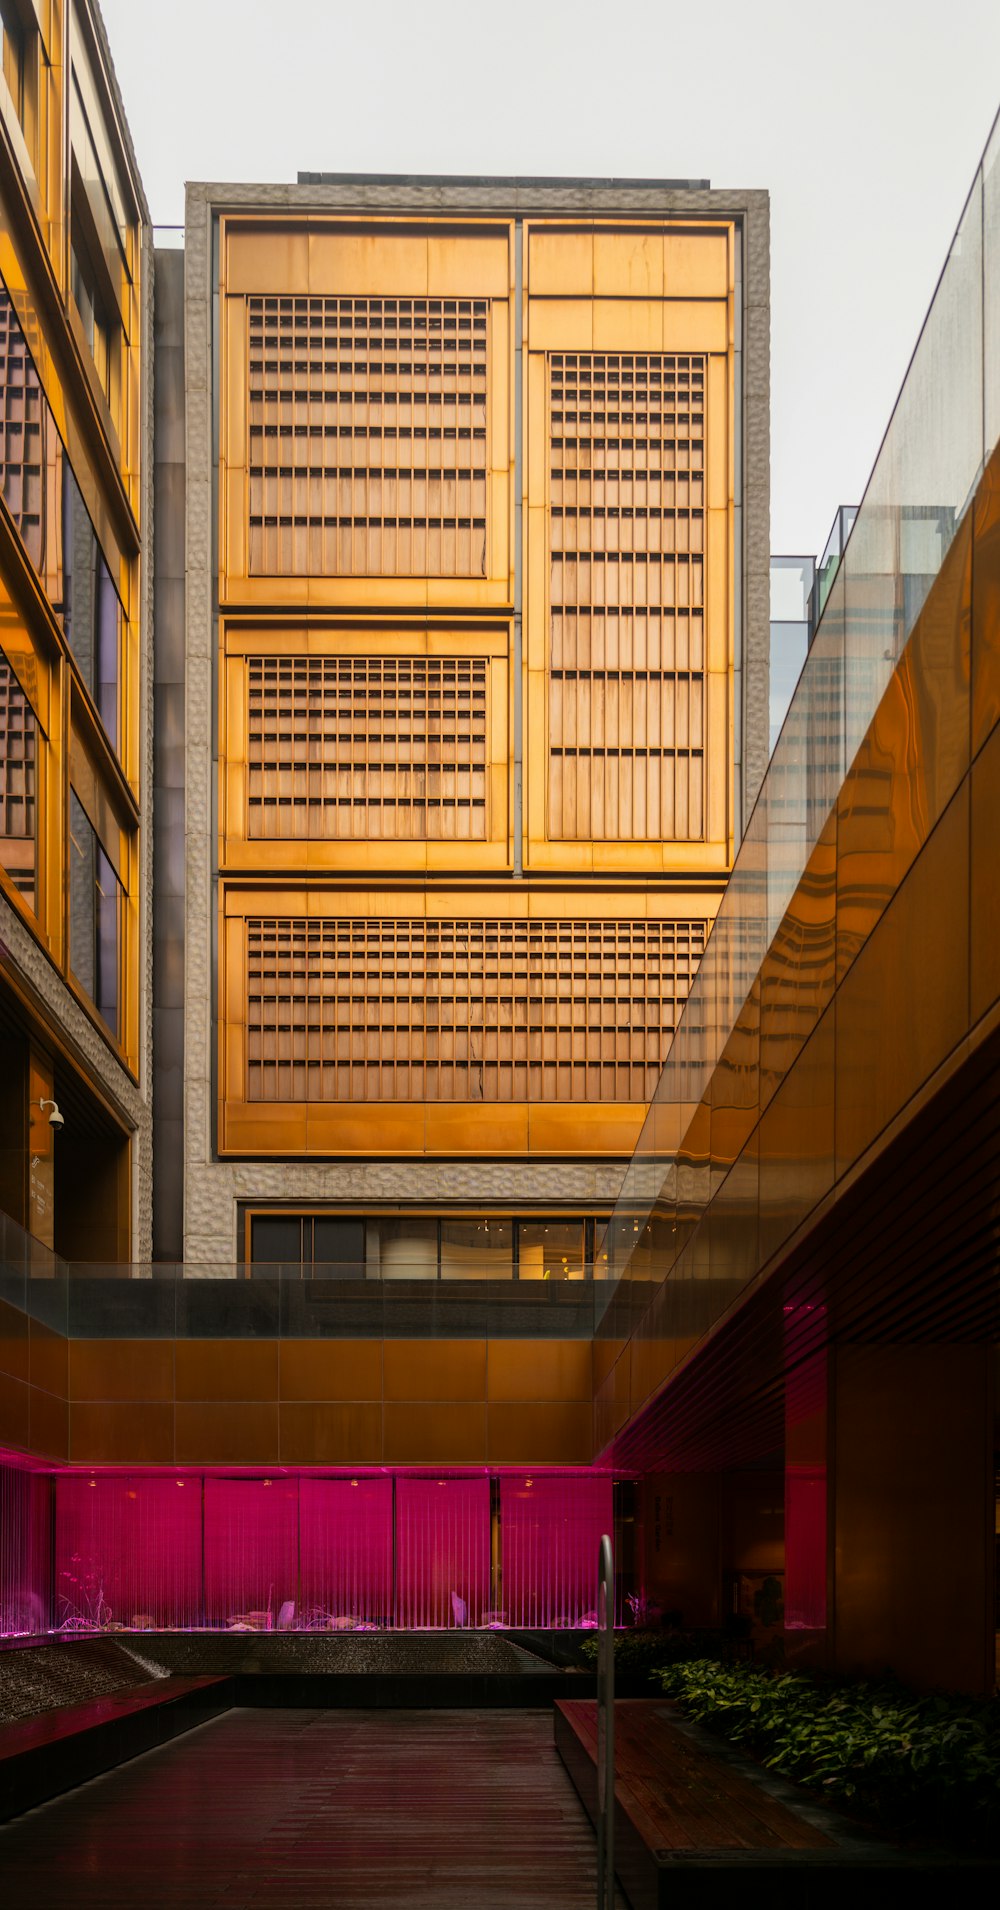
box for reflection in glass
[0,0,29,142]
[602,117,998,1345]
[0,276,122,750]
[69,790,121,1039]
[249,1214,303,1270]
[517,1219,585,1281]
[440,1217,513,1280]
[369,1217,438,1280]
[241,1211,601,1281]
[63,472,120,748]
[0,646,37,910]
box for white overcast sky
[99,0,1000,559]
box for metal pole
[597,1532,614,1910]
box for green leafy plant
[653,1659,1000,1848]
[579,1628,725,1682]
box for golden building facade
[179,181,769,1272]
[0,1,150,1263]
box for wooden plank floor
[559,1700,834,1850]
[0,1707,626,1909]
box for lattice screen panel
[247,296,489,577]
[0,289,45,573]
[0,651,36,906]
[548,353,706,840]
[244,915,706,1103]
[246,656,488,839]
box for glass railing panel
[599,120,997,1334]
[986,115,1000,457]
[843,172,983,770]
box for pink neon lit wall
[57,1474,202,1631]
[500,1473,612,1627]
[0,1456,50,1635]
[203,1476,299,1628]
[19,1465,618,1634]
[395,1474,491,1627]
[299,1475,393,1626]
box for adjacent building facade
[0,1,151,1266]
[170,180,770,1277]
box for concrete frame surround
[180,179,770,1266]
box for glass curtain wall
[599,110,999,1345]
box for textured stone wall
[151,247,186,1258]
[0,894,147,1142]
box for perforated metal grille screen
[548,352,707,841]
[247,295,489,576]
[245,654,489,839]
[244,915,707,1102]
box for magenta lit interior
[0,1453,616,1635]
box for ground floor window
[244,1210,603,1280]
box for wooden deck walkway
[0,1706,625,1909]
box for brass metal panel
[545,351,708,844]
[383,1401,487,1464]
[220,220,512,606]
[485,1402,592,1465]
[835,782,970,1178]
[836,511,971,986]
[591,1335,625,1390]
[220,623,511,865]
[279,1401,383,1467]
[971,442,1000,753]
[69,1338,173,1403]
[279,1339,382,1402]
[174,1402,280,1466]
[527,228,595,296]
[0,1367,29,1447]
[707,1130,760,1293]
[594,230,664,298]
[174,1338,279,1403]
[486,1340,591,1404]
[224,219,512,299]
[593,1370,617,1459]
[69,1403,174,1465]
[759,815,837,1115]
[220,893,709,1151]
[28,1315,67,1398]
[0,1295,29,1383]
[426,1106,530,1154]
[526,1105,648,1154]
[522,225,734,877]
[970,717,1000,1025]
[382,1338,486,1403]
[610,1343,633,1438]
[663,230,730,299]
[758,1009,835,1270]
[28,1383,68,1460]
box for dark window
[0,275,123,753]
[249,1215,303,1268]
[63,470,121,748]
[0,647,37,911]
[312,1217,365,1272]
[69,790,121,1039]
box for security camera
[37,1098,65,1131]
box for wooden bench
[554,1698,995,1906]
[0,1675,233,1822]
